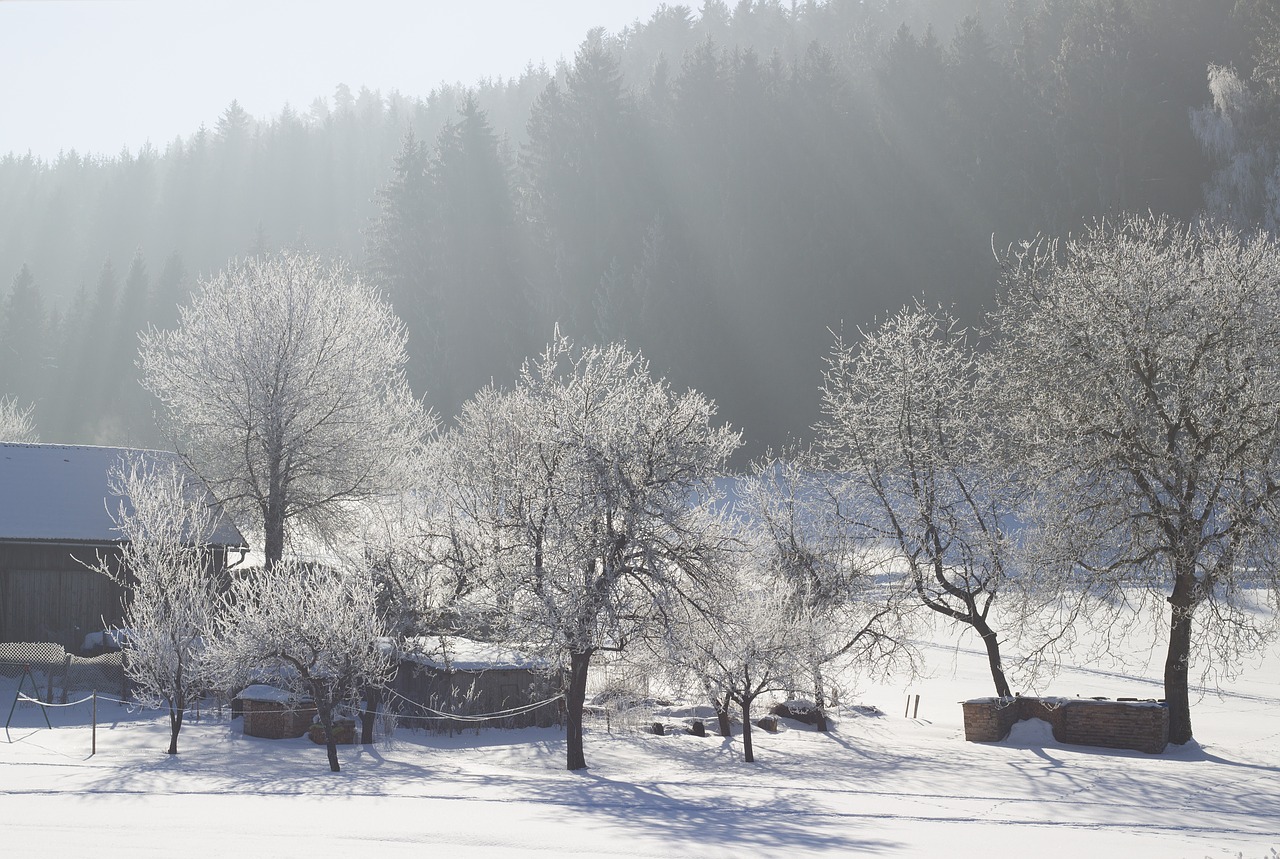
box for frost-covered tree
[350,492,466,637]
[818,307,1030,698]
[1190,65,1280,231]
[344,492,468,744]
[0,396,38,442]
[91,455,233,755]
[434,335,740,770]
[663,552,803,763]
[732,453,912,731]
[139,251,433,568]
[210,561,393,772]
[994,214,1280,744]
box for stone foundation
[961,696,1168,754]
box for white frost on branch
[138,251,434,567]
[90,455,229,755]
[0,396,38,443]
[993,213,1280,743]
[433,334,740,770]
[209,560,393,772]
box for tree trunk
[360,685,380,746]
[167,703,183,755]
[565,650,592,771]
[812,661,829,732]
[741,697,755,763]
[1165,590,1196,745]
[317,705,341,772]
[716,703,732,738]
[703,680,732,737]
[264,505,285,570]
[973,618,1012,699]
[310,682,341,772]
[167,674,185,755]
[264,447,286,569]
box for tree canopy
[139,251,433,567]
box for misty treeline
[2,0,1276,449]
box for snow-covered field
[3,622,1278,858]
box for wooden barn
[0,443,247,649]
[389,636,559,730]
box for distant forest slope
[2,0,1273,452]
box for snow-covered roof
[238,684,303,704]
[0,443,247,548]
[386,636,548,672]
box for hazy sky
[0,0,672,160]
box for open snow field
[3,622,1278,858]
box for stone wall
[961,696,1168,754]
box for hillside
[3,0,1268,453]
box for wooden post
[904,695,910,718]
[912,695,920,719]
[92,691,97,756]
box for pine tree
[112,249,153,442]
[150,253,188,332]
[215,99,253,146]
[521,32,650,337]
[52,283,91,441]
[1,264,48,406]
[59,260,122,441]
[365,128,435,397]
[427,96,524,411]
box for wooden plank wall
[0,543,126,649]
[392,663,558,729]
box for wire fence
[0,641,130,705]
[3,641,569,739]
[381,685,564,734]
[0,641,65,669]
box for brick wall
[961,696,1168,754]
[961,698,1018,742]
[1056,700,1168,754]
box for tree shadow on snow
[539,767,902,855]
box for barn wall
[0,543,127,649]
[392,662,560,730]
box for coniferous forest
[2,0,1277,453]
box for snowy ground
[2,622,1278,858]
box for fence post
[60,653,71,705]
[92,691,97,757]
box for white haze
[0,0,670,161]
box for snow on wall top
[238,684,303,704]
[0,442,247,547]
